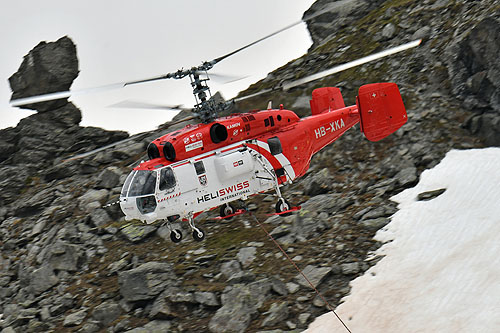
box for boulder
[119,224,157,243]
[118,262,178,302]
[261,302,289,327]
[63,309,87,327]
[209,279,272,333]
[194,291,220,307]
[92,301,121,326]
[28,265,59,295]
[125,320,171,333]
[236,247,257,268]
[295,265,331,289]
[47,241,85,272]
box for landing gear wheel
[192,228,206,242]
[170,229,183,243]
[220,203,236,220]
[276,199,292,217]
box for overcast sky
[1,1,315,134]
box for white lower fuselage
[120,139,295,223]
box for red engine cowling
[357,83,407,142]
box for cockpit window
[159,167,176,192]
[121,171,136,197]
[128,170,157,197]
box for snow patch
[306,148,500,332]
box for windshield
[128,170,157,197]
[121,171,136,197]
[159,167,176,192]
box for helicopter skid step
[266,206,301,216]
[210,209,247,220]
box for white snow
[305,148,500,333]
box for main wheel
[220,203,236,220]
[170,229,183,243]
[192,228,206,242]
[275,199,292,217]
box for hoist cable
[249,213,353,333]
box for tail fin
[357,83,407,142]
[310,87,345,115]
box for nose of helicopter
[119,169,159,223]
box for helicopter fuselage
[120,83,407,225]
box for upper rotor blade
[211,5,337,65]
[283,39,422,90]
[212,21,304,65]
[233,39,422,102]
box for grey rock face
[395,167,418,187]
[125,320,171,333]
[119,224,157,243]
[341,262,360,275]
[447,17,500,146]
[236,247,257,268]
[63,309,87,327]
[304,0,373,49]
[194,291,220,307]
[9,36,79,112]
[294,265,331,289]
[261,302,289,327]
[28,265,59,295]
[96,167,121,189]
[220,260,242,280]
[92,301,121,326]
[46,241,85,272]
[209,279,272,333]
[118,262,178,302]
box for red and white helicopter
[11,15,421,243]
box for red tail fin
[357,83,407,141]
[310,87,345,115]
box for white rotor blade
[234,39,422,102]
[10,82,124,107]
[283,39,422,90]
[109,100,191,112]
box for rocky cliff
[1,1,499,333]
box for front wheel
[192,228,206,242]
[275,199,292,217]
[170,229,183,243]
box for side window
[194,161,205,175]
[269,116,275,126]
[264,118,270,127]
[267,136,282,155]
[159,167,176,192]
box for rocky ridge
[1,1,499,332]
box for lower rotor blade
[109,100,191,112]
[10,82,124,107]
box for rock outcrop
[1,2,499,332]
[447,17,500,146]
[9,36,79,112]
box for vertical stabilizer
[357,83,407,141]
